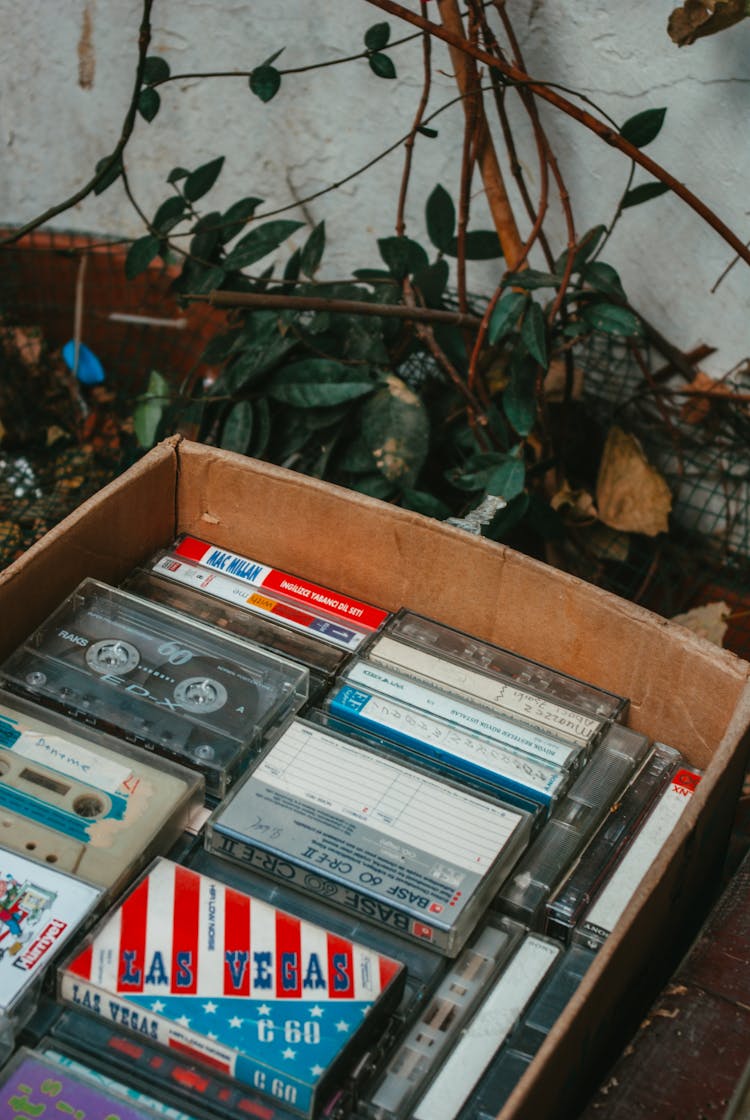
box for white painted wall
[2,1,749,374]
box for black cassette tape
[0,689,203,899]
[126,554,349,701]
[2,579,309,798]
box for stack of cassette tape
[0,534,705,1119]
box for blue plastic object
[62,340,105,385]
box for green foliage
[250,65,282,102]
[369,53,397,79]
[622,181,671,209]
[619,107,667,148]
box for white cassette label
[255,722,525,873]
[370,635,601,745]
[15,731,132,795]
[345,661,577,768]
[414,934,561,1120]
[582,768,701,941]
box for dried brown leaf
[596,426,672,536]
[680,370,732,424]
[550,482,598,523]
[668,0,749,45]
[544,358,584,403]
[671,601,730,646]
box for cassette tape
[379,610,628,722]
[458,945,596,1120]
[409,933,562,1120]
[0,1048,180,1120]
[323,679,567,814]
[365,633,607,754]
[58,857,406,1119]
[171,534,390,636]
[575,756,702,951]
[546,744,681,943]
[495,723,651,928]
[2,578,309,798]
[0,847,101,1049]
[0,690,203,898]
[306,707,545,829]
[365,917,525,1120]
[205,717,535,955]
[126,560,347,701]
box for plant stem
[186,289,482,327]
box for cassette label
[2,579,308,797]
[207,720,532,954]
[326,685,565,808]
[40,1048,200,1119]
[175,535,389,631]
[343,662,578,770]
[412,935,561,1120]
[579,763,702,948]
[0,849,101,1026]
[0,1050,168,1119]
[0,694,202,894]
[58,858,405,1119]
[368,635,603,747]
[152,554,366,652]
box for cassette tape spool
[365,917,525,1120]
[0,847,101,1052]
[574,756,702,951]
[410,933,562,1120]
[57,857,406,1120]
[0,690,203,898]
[0,1047,179,1120]
[495,723,651,928]
[2,578,309,798]
[546,744,681,943]
[380,610,628,722]
[126,560,347,701]
[206,717,535,956]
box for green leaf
[520,301,548,367]
[377,236,428,279]
[269,360,375,408]
[365,21,391,50]
[93,154,122,195]
[222,318,297,391]
[300,221,326,278]
[412,259,449,307]
[582,261,627,300]
[137,87,160,122]
[220,197,264,243]
[503,352,537,436]
[449,452,508,492]
[361,376,429,486]
[400,489,451,519]
[133,370,170,449]
[190,211,222,261]
[488,291,528,345]
[554,225,606,276]
[152,195,186,235]
[417,125,438,138]
[183,157,225,203]
[220,401,253,454]
[200,328,245,364]
[284,246,302,284]
[581,302,642,336]
[445,230,503,260]
[250,65,282,102]
[485,455,526,501]
[483,492,530,541]
[224,219,304,271]
[620,107,667,149]
[249,396,271,458]
[369,52,396,79]
[350,474,397,500]
[125,234,161,280]
[142,55,170,85]
[426,185,456,252]
[621,181,671,209]
[503,269,559,290]
[167,166,189,184]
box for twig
[396,3,432,237]
[186,289,483,327]
[0,0,154,246]
[363,0,750,269]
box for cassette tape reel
[2,580,309,797]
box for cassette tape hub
[0,690,203,897]
[2,579,309,797]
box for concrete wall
[2,1,749,374]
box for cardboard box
[1,435,749,1119]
